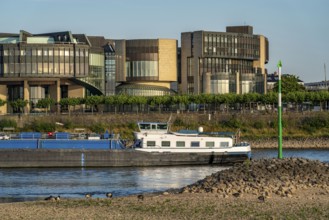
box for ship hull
[0,149,250,168]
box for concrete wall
[253,35,267,73]
[0,85,7,114]
[68,84,85,98]
[158,39,177,82]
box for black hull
[0,149,249,168]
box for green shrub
[268,119,287,129]
[89,123,107,133]
[127,122,138,130]
[222,118,243,128]
[300,116,329,133]
[253,121,264,129]
[25,121,56,132]
[0,119,17,130]
[173,118,185,127]
[64,121,74,130]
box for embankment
[249,137,329,149]
[2,112,329,148]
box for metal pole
[278,61,283,159]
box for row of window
[203,34,260,58]
[146,141,230,148]
[199,58,255,75]
[0,48,89,57]
[116,88,171,96]
[204,46,259,58]
[1,62,88,76]
[204,34,259,46]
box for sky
[1,0,329,83]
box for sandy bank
[0,158,328,219]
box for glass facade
[203,33,260,59]
[80,53,105,94]
[7,85,23,101]
[199,57,254,75]
[0,45,89,77]
[105,50,116,96]
[126,40,159,81]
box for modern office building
[0,30,111,113]
[181,26,269,95]
[113,39,177,96]
[0,30,177,114]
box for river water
[0,149,328,202]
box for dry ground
[0,188,328,220]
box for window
[176,141,185,147]
[206,142,215,147]
[157,124,167,130]
[161,141,170,147]
[220,142,229,147]
[140,124,151,129]
[147,141,156,147]
[191,141,200,147]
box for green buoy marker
[277,60,283,159]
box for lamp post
[277,61,283,159]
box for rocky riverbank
[178,158,329,199]
[249,137,329,148]
[0,158,328,219]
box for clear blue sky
[1,0,329,83]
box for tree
[10,99,29,114]
[85,96,104,114]
[273,74,305,94]
[114,94,128,113]
[36,98,55,115]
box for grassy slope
[2,112,329,140]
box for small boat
[133,122,251,158]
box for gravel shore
[0,158,328,220]
[249,137,329,148]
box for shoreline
[248,137,329,149]
[0,158,328,219]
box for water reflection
[0,166,228,202]
[0,149,328,202]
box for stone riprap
[179,158,329,198]
[249,138,329,148]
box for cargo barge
[0,123,251,168]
